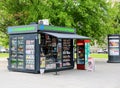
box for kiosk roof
[43,32,90,39]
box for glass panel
[109,47,119,56]
[25,40,35,69]
[57,39,62,67]
[77,45,85,64]
[109,39,119,47]
[17,36,24,69]
[109,39,119,56]
[11,37,17,68]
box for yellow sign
[40,57,46,68]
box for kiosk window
[40,34,57,69]
[10,36,24,69]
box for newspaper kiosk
[7,24,90,73]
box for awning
[43,32,90,39]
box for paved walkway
[0,58,120,88]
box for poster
[109,40,119,47]
[40,57,46,68]
[110,48,119,56]
[109,39,119,56]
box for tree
[114,2,120,34]
[0,0,119,47]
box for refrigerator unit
[76,40,90,70]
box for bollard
[55,62,59,75]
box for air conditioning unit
[38,19,49,25]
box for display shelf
[11,48,17,52]
[57,40,62,67]
[45,56,56,69]
[17,37,24,69]
[17,56,24,59]
[17,52,24,54]
[63,51,71,54]
[78,58,84,60]
[77,44,85,65]
[46,63,56,69]
[62,39,72,67]
[41,34,58,69]
[10,36,25,69]
[63,59,71,62]
[41,34,67,69]
[17,59,24,67]
[77,59,85,64]
[109,46,119,48]
[25,40,35,70]
[11,54,17,57]
[11,59,17,68]
[11,51,17,55]
[63,56,71,58]
[63,62,71,67]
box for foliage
[0,0,120,47]
[114,2,120,33]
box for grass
[90,53,108,59]
[0,53,108,59]
[0,53,9,58]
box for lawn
[0,53,9,58]
[0,53,108,59]
[90,53,108,59]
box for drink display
[17,36,24,69]
[11,37,17,68]
[10,36,25,69]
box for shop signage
[8,24,75,34]
[39,25,75,33]
[8,25,37,34]
[108,36,119,38]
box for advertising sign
[8,25,37,34]
[109,39,119,56]
[39,25,75,33]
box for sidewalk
[0,58,120,88]
[0,58,7,69]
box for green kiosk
[7,24,90,73]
